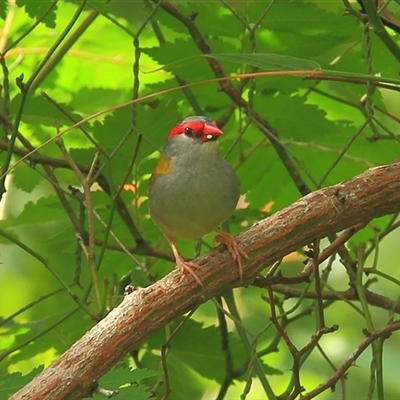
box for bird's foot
[175,257,204,289]
[168,240,204,289]
[168,239,204,292]
[214,229,248,283]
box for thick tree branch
[11,161,400,400]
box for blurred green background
[1,1,400,399]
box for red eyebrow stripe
[168,121,204,139]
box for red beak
[203,122,223,138]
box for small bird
[148,115,247,287]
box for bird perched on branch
[148,115,247,287]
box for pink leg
[168,240,204,289]
[214,229,248,282]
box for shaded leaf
[0,0,7,19]
[94,366,158,400]
[11,165,42,193]
[208,53,320,71]
[16,0,57,28]
[10,94,82,128]
[0,366,44,398]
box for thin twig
[301,321,400,400]
[55,137,101,311]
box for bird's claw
[175,259,204,290]
[168,240,204,289]
[214,229,248,282]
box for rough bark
[11,161,400,400]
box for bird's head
[168,116,223,143]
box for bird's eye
[184,127,193,137]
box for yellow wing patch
[148,154,172,194]
[153,153,172,175]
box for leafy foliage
[94,366,158,399]
[16,0,57,28]
[0,0,7,20]
[1,1,400,399]
[0,366,44,399]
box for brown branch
[304,74,400,92]
[271,285,400,314]
[252,222,366,288]
[11,161,400,400]
[301,320,400,400]
[93,239,174,263]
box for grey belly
[149,165,240,240]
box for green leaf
[148,319,250,383]
[0,366,44,398]
[14,196,70,225]
[99,365,158,386]
[3,1,400,398]
[207,53,320,71]
[94,366,158,400]
[10,94,83,128]
[69,87,130,115]
[16,0,57,28]
[0,0,7,19]
[11,165,42,193]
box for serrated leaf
[14,196,69,225]
[94,366,157,400]
[100,384,151,400]
[151,319,254,383]
[0,366,44,398]
[143,39,212,79]
[99,366,158,387]
[10,94,82,128]
[69,87,130,115]
[11,165,42,193]
[16,0,57,28]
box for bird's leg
[214,229,248,282]
[168,240,204,289]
